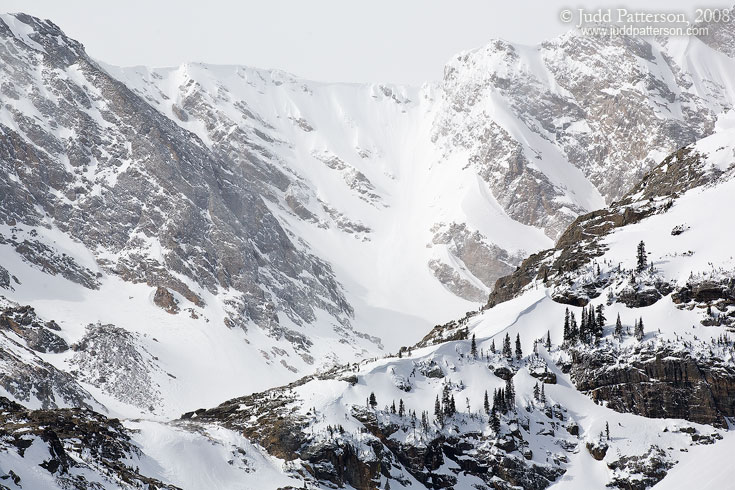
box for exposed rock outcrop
[0,396,179,489]
[153,286,179,314]
[569,346,735,427]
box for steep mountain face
[433,33,734,238]
[132,116,735,490]
[0,12,385,411]
[421,120,735,430]
[107,27,735,309]
[3,10,735,489]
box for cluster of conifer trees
[563,306,645,344]
[562,304,606,344]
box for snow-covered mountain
[2,9,735,489]
[106,24,735,312]
[116,114,735,490]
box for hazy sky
[1,0,713,85]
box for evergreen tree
[636,241,647,272]
[545,330,552,350]
[398,399,405,417]
[385,479,391,490]
[503,333,513,360]
[595,304,606,328]
[490,405,500,432]
[369,392,377,409]
[470,334,478,359]
[635,317,645,341]
[390,401,396,414]
[505,378,515,410]
[605,421,610,440]
[615,313,623,339]
[588,305,596,332]
[533,382,540,401]
[490,339,496,354]
[484,390,490,415]
[441,384,451,412]
[540,383,546,404]
[580,306,588,344]
[434,395,442,421]
[515,333,523,360]
[563,308,570,343]
[595,304,606,340]
[569,312,579,342]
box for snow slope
[140,126,735,488]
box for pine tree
[490,339,496,354]
[369,392,377,409]
[434,395,442,420]
[545,330,552,350]
[484,390,490,415]
[490,405,500,432]
[615,313,623,339]
[390,401,396,414]
[595,304,605,340]
[441,384,451,414]
[563,308,570,343]
[505,378,515,410]
[580,306,588,344]
[635,317,645,341]
[605,421,610,440]
[470,334,477,359]
[503,333,512,360]
[588,306,596,334]
[515,333,523,360]
[533,382,540,401]
[385,479,391,490]
[398,399,405,417]
[570,312,579,342]
[636,240,647,272]
[540,383,546,404]
[595,304,606,328]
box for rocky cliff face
[0,395,179,489]
[0,13,379,375]
[567,345,735,427]
[415,124,735,437]
[183,353,576,490]
[107,24,735,308]
[0,299,98,411]
[432,33,732,239]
